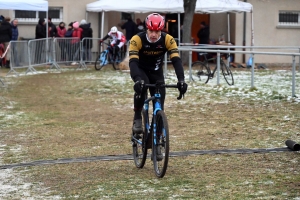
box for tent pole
[227,12,231,66]
[251,10,254,46]
[46,9,49,63]
[101,11,105,51]
[178,13,180,46]
[227,12,230,43]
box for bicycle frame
[143,93,162,146]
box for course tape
[0,147,298,170]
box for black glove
[134,80,144,95]
[177,81,188,94]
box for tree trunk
[181,0,197,65]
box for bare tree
[181,0,197,65]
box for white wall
[245,0,300,64]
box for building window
[278,11,300,26]
[15,7,63,23]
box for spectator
[11,18,19,66]
[35,18,46,39]
[0,16,12,68]
[197,21,210,44]
[196,21,210,60]
[79,19,93,63]
[71,21,83,65]
[136,18,145,33]
[11,19,18,41]
[48,17,57,38]
[64,22,73,64]
[56,22,67,61]
[120,16,136,42]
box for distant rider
[99,26,126,64]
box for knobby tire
[221,61,234,85]
[133,109,148,168]
[152,110,169,178]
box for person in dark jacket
[196,21,210,60]
[48,17,57,38]
[35,18,46,64]
[11,19,18,41]
[197,21,210,44]
[64,22,73,64]
[120,16,136,42]
[79,19,93,62]
[35,18,46,39]
[136,18,145,33]
[11,18,20,66]
[0,16,12,68]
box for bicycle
[94,41,122,71]
[131,80,184,178]
[191,53,234,85]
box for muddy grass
[0,66,299,199]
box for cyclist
[99,26,126,64]
[129,13,188,134]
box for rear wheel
[153,110,169,178]
[221,61,234,85]
[110,52,120,70]
[191,61,210,84]
[94,51,106,70]
[133,109,148,168]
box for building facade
[1,0,299,64]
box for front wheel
[221,61,234,85]
[94,51,107,70]
[132,109,148,168]
[153,110,169,178]
[191,61,210,84]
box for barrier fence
[2,38,299,97]
[6,38,127,75]
[176,46,300,97]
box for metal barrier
[53,37,82,69]
[6,41,30,76]
[6,38,129,75]
[177,46,300,97]
[27,38,55,73]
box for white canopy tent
[0,0,48,11]
[86,0,253,45]
[0,0,49,38]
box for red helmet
[145,13,165,31]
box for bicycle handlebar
[143,82,184,100]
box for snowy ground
[0,67,299,198]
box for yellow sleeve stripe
[165,34,180,59]
[129,35,142,59]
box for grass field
[0,65,299,199]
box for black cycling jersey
[129,31,184,82]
